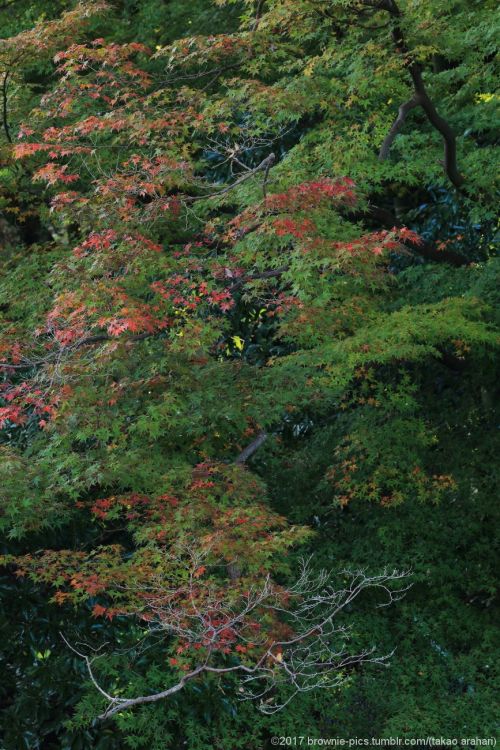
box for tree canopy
[0,1,498,748]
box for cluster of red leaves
[98,302,169,337]
[0,340,23,366]
[331,228,422,258]
[44,291,93,346]
[265,177,356,213]
[33,162,79,186]
[89,489,283,546]
[0,382,58,429]
[53,40,152,94]
[43,282,173,343]
[6,546,133,612]
[73,230,119,257]
[14,142,81,159]
[91,603,122,621]
[273,217,317,239]
[96,157,188,200]
[91,492,173,521]
[223,177,357,244]
[151,277,234,313]
[83,465,289,568]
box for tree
[0,0,498,746]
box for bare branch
[251,0,266,32]
[60,554,410,721]
[374,0,465,188]
[188,153,275,202]
[378,97,418,160]
[234,429,268,464]
[1,70,12,143]
[0,331,161,371]
[415,91,465,188]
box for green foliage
[0,0,498,747]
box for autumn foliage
[0,0,498,745]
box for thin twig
[187,153,275,202]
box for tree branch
[99,666,205,720]
[234,429,268,464]
[61,563,410,721]
[229,265,290,292]
[350,206,470,266]
[378,96,418,160]
[2,71,12,143]
[251,0,266,32]
[416,91,464,188]
[0,331,159,371]
[0,0,20,11]
[188,153,275,202]
[374,0,465,188]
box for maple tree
[0,0,498,747]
